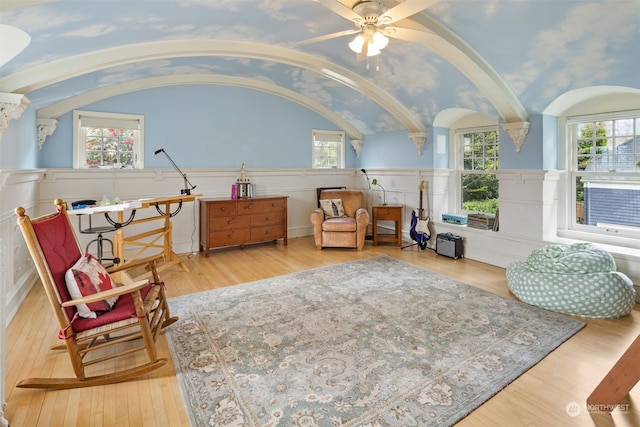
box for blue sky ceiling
[29,57,410,134]
[1,0,638,137]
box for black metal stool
[77,214,121,266]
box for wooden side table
[372,204,402,246]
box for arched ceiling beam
[408,13,528,123]
[433,108,496,129]
[543,85,640,116]
[37,74,364,141]
[0,40,425,134]
[0,0,55,10]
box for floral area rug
[165,255,584,426]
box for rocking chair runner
[15,199,178,389]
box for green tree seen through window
[461,130,499,214]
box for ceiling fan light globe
[366,42,380,56]
[372,31,389,50]
[348,34,365,53]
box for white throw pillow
[65,253,118,318]
[320,199,347,218]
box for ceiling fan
[298,0,439,59]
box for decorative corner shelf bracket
[350,139,363,158]
[501,121,530,153]
[0,93,29,140]
[409,132,427,155]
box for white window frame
[312,130,345,169]
[455,125,499,214]
[564,110,640,243]
[73,110,144,169]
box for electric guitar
[409,180,430,250]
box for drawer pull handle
[228,220,233,224]
[266,216,270,221]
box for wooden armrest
[61,280,149,307]
[106,254,163,274]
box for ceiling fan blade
[313,0,363,24]
[379,0,439,25]
[295,28,360,46]
[385,26,439,44]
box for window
[568,111,640,239]
[73,110,144,169]
[312,130,345,168]
[458,127,499,214]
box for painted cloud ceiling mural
[0,0,638,136]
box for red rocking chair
[15,199,178,389]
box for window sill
[435,220,498,232]
[553,230,640,259]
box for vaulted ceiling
[1,0,638,141]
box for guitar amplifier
[436,233,463,259]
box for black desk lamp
[154,148,197,195]
[361,168,371,189]
[360,168,373,240]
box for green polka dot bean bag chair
[506,243,636,318]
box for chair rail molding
[0,92,29,140]
[501,121,530,152]
[37,118,57,149]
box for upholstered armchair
[310,189,369,251]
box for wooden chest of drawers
[199,196,288,256]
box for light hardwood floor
[5,236,639,426]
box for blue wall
[3,85,556,172]
[432,127,449,169]
[497,114,558,170]
[1,107,38,169]
[358,130,433,168]
[542,114,558,170]
[499,115,543,170]
[38,85,359,169]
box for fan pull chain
[365,56,381,71]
